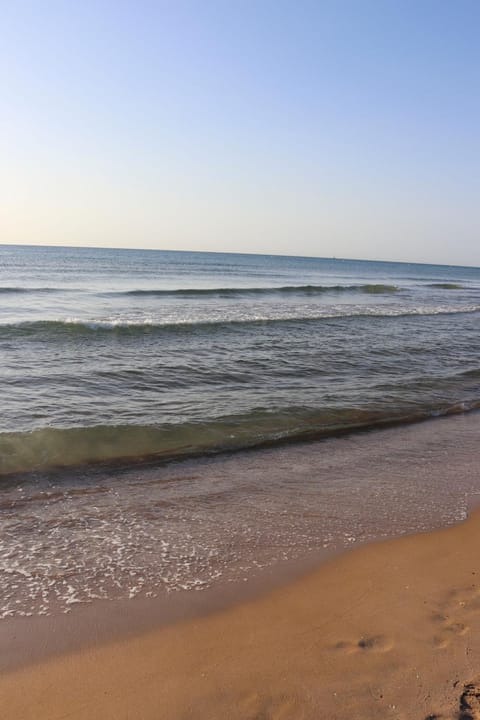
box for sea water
[1,245,480,617]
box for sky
[1,1,479,265]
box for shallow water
[2,412,480,619]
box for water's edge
[2,411,480,672]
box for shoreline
[3,508,480,718]
[3,411,480,623]
[3,412,480,673]
[0,544,342,674]
[3,411,480,684]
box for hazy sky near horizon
[1,1,479,265]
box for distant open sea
[1,244,480,620]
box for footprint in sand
[333,634,393,654]
[444,586,480,616]
[458,681,480,720]
[433,621,469,649]
[424,680,480,720]
[239,691,305,720]
[431,589,475,649]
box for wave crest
[2,399,480,477]
[107,283,400,298]
[0,305,479,337]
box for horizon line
[0,242,479,271]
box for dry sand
[3,509,480,719]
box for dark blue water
[1,244,480,474]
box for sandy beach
[2,504,480,719]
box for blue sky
[1,1,479,264]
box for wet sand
[3,506,480,719]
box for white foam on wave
[1,302,478,332]
[57,304,480,327]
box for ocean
[2,245,480,474]
[1,244,480,620]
